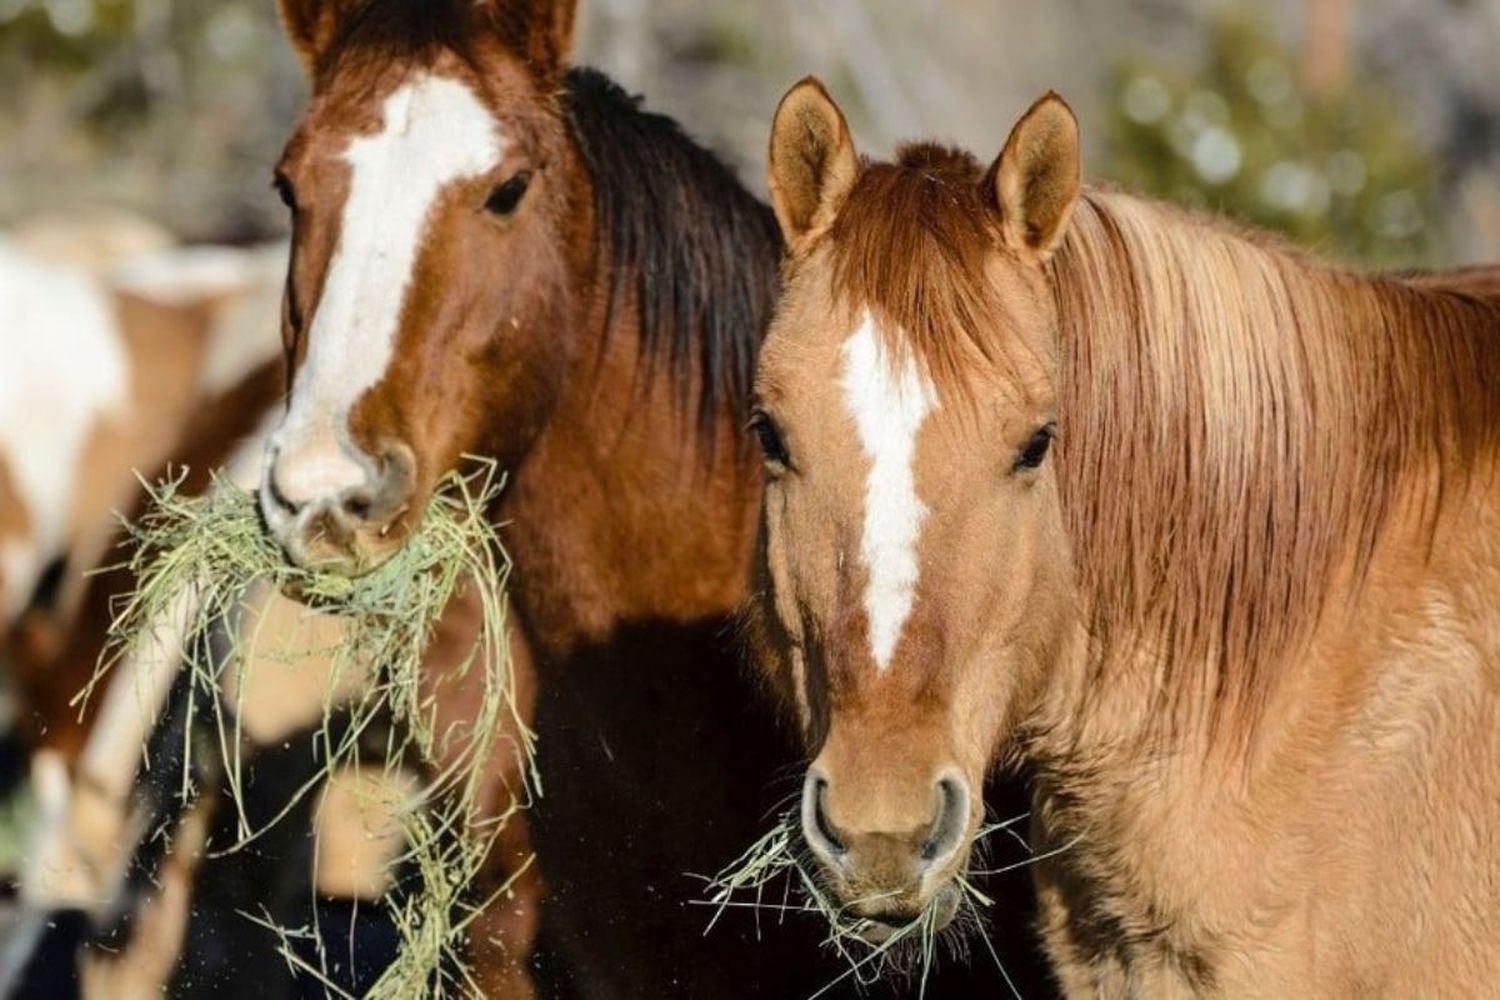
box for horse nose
[922,774,970,866]
[801,770,847,860]
[328,441,416,527]
[800,767,971,879]
[266,435,415,530]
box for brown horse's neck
[499,296,762,659]
[493,90,778,659]
[1036,189,1500,757]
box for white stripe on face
[270,74,504,502]
[838,310,938,671]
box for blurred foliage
[1,0,1487,266]
[0,0,301,241]
[1105,11,1445,268]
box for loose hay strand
[701,810,1038,998]
[85,462,531,998]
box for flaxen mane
[1054,192,1500,732]
[832,146,1500,736]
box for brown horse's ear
[987,92,1080,260]
[276,0,361,75]
[768,77,859,248]
[480,0,577,78]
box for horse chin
[849,882,962,944]
[276,518,410,580]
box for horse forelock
[826,144,1037,403]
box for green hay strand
[80,462,534,998]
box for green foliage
[1105,11,1444,267]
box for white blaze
[270,74,504,501]
[838,311,938,671]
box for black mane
[563,68,783,429]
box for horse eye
[749,410,791,471]
[484,171,532,216]
[273,173,296,211]
[1014,423,1054,472]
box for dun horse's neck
[1038,190,1500,760]
[497,232,762,662]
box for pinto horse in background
[748,78,1500,996]
[0,234,285,760]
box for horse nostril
[921,774,970,864]
[266,467,303,517]
[341,492,373,522]
[802,773,846,857]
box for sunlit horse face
[262,0,578,572]
[751,80,1083,932]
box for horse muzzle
[260,434,418,576]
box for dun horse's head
[262,0,579,573]
[751,80,1082,934]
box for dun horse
[749,78,1500,995]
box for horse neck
[497,207,763,660]
[1035,189,1500,764]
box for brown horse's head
[751,80,1082,933]
[261,0,580,572]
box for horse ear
[768,77,859,248]
[483,0,577,77]
[276,0,360,75]
[987,92,1080,260]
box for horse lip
[848,882,962,944]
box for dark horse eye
[749,410,790,470]
[272,173,296,210]
[484,171,532,216]
[1014,423,1055,472]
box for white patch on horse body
[0,241,130,621]
[268,74,503,504]
[838,311,937,671]
[109,242,288,399]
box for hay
[80,463,532,998]
[701,811,1049,999]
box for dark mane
[563,68,784,428]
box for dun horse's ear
[276,0,360,75]
[987,92,1081,260]
[768,77,859,248]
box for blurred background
[1,0,1498,269]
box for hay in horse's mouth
[698,811,1026,999]
[78,462,532,999]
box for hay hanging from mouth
[79,463,533,999]
[699,811,1034,1000]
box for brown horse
[749,77,1500,996]
[220,0,862,994]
